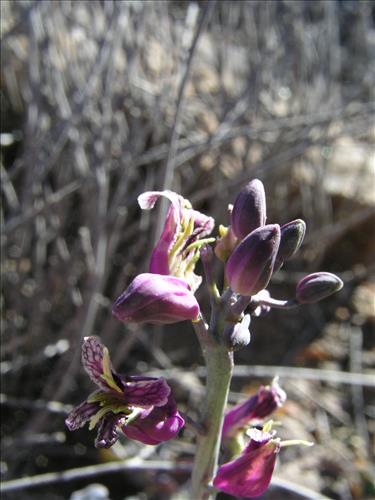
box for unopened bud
[225,225,280,296]
[296,272,343,304]
[223,315,251,351]
[231,179,266,240]
[112,273,200,324]
[275,219,306,271]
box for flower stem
[191,343,233,499]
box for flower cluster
[217,179,343,350]
[66,180,343,499]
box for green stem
[191,343,233,499]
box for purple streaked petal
[81,336,118,392]
[124,376,171,407]
[185,208,215,238]
[65,398,99,431]
[95,413,122,449]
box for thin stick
[0,460,192,493]
[349,324,370,453]
[154,1,216,242]
[160,1,216,194]
[271,476,333,500]
[147,365,375,387]
[230,365,375,387]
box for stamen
[280,440,314,448]
[184,237,216,254]
[170,215,195,259]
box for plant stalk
[190,343,233,499]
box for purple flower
[112,273,200,324]
[231,179,267,240]
[225,224,281,296]
[65,337,184,448]
[138,190,214,292]
[296,272,343,304]
[222,380,286,439]
[213,428,280,498]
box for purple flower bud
[225,225,281,296]
[222,380,286,439]
[274,219,306,271]
[296,272,343,304]
[223,315,251,351]
[213,428,280,498]
[231,179,267,240]
[122,394,185,445]
[112,273,200,324]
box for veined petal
[65,398,99,431]
[81,336,122,393]
[185,208,215,239]
[95,413,123,449]
[124,376,171,407]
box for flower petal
[95,413,122,448]
[213,429,280,498]
[139,191,187,275]
[185,208,215,239]
[222,381,286,439]
[112,273,200,324]
[122,395,185,445]
[65,398,99,431]
[124,376,171,407]
[81,336,122,393]
[138,190,186,212]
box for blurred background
[1,1,374,499]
